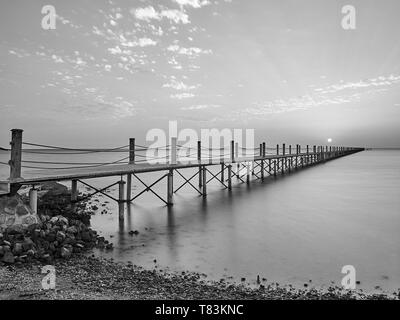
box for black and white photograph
[0,0,399,311]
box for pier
[0,129,364,221]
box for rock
[22,238,34,251]
[56,231,66,242]
[16,205,29,216]
[81,231,91,241]
[22,215,37,225]
[61,246,72,259]
[50,216,59,224]
[13,242,23,255]
[2,252,15,263]
[67,226,78,234]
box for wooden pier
[0,129,364,221]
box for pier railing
[0,129,364,220]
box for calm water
[1,150,399,294]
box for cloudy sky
[0,0,399,148]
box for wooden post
[167,169,173,205]
[129,138,135,164]
[202,166,207,197]
[71,179,78,209]
[289,145,292,155]
[126,174,132,203]
[283,143,286,156]
[261,142,265,180]
[198,141,202,188]
[230,140,235,162]
[227,165,232,190]
[262,142,266,157]
[127,138,135,202]
[221,163,224,183]
[170,137,177,165]
[118,178,126,221]
[10,129,23,181]
[276,144,279,155]
[29,187,38,214]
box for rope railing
[3,129,358,182]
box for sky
[0,0,399,148]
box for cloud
[173,0,211,9]
[314,75,400,94]
[163,79,198,90]
[240,74,400,117]
[181,104,221,110]
[170,93,195,99]
[167,45,212,56]
[132,6,190,24]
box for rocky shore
[0,183,397,300]
[0,254,395,300]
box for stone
[22,215,37,225]
[61,246,72,259]
[2,252,15,264]
[16,205,29,216]
[50,217,59,224]
[13,243,23,255]
[22,238,34,251]
[6,217,15,226]
[6,198,18,208]
[66,226,78,234]
[56,231,66,242]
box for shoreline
[0,254,395,300]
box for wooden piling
[127,138,135,202]
[227,165,232,190]
[118,178,126,221]
[71,179,78,208]
[9,129,23,194]
[202,166,207,197]
[29,187,38,214]
[198,141,202,188]
[167,169,173,205]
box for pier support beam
[227,165,232,190]
[202,166,207,197]
[118,179,126,221]
[167,169,173,205]
[29,187,38,214]
[198,141,202,188]
[126,174,132,203]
